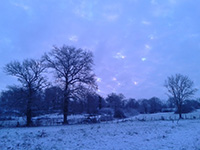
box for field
[1,113,200,150]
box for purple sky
[1,0,200,99]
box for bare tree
[43,45,97,124]
[164,74,197,119]
[4,59,47,126]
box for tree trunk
[26,104,32,126]
[63,94,68,124]
[178,104,182,119]
[179,112,182,119]
[26,87,32,126]
[98,96,102,110]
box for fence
[0,114,113,127]
[1,113,200,127]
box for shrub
[175,100,198,114]
[98,108,114,116]
[114,109,126,119]
[100,115,113,121]
[124,108,139,117]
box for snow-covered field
[2,109,200,127]
[0,114,97,127]
[1,119,200,150]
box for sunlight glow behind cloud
[141,58,147,61]
[112,77,117,81]
[114,52,126,59]
[69,35,78,42]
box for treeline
[1,87,200,120]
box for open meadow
[1,112,200,150]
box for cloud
[142,20,151,25]
[138,44,151,57]
[152,3,174,18]
[151,0,177,6]
[148,35,155,40]
[11,2,30,10]
[74,7,93,19]
[102,3,121,22]
[111,77,121,87]
[73,1,98,20]
[169,0,177,5]
[81,41,99,52]
[151,0,158,5]
[68,35,78,42]
[114,52,126,59]
[0,37,12,46]
[106,84,116,92]
[103,13,119,21]
[145,44,151,50]
[112,77,117,81]
[188,34,199,38]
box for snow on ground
[132,110,200,121]
[1,119,200,150]
[2,109,200,127]
[0,114,90,127]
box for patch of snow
[0,119,200,150]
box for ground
[1,119,200,150]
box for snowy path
[0,120,200,150]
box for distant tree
[67,89,101,115]
[44,86,63,112]
[4,59,47,126]
[114,109,126,119]
[68,98,83,114]
[106,93,125,111]
[166,97,176,108]
[126,98,139,109]
[98,95,103,110]
[164,74,197,119]
[138,99,150,114]
[175,100,200,114]
[43,45,97,124]
[148,97,163,113]
[85,91,99,114]
[0,86,26,115]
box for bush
[161,108,175,112]
[175,105,194,114]
[100,114,113,121]
[124,108,139,117]
[82,115,100,124]
[175,100,198,114]
[114,109,126,119]
[182,104,195,113]
[98,108,114,116]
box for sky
[0,0,200,100]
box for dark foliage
[114,109,126,119]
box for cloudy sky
[1,0,200,99]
